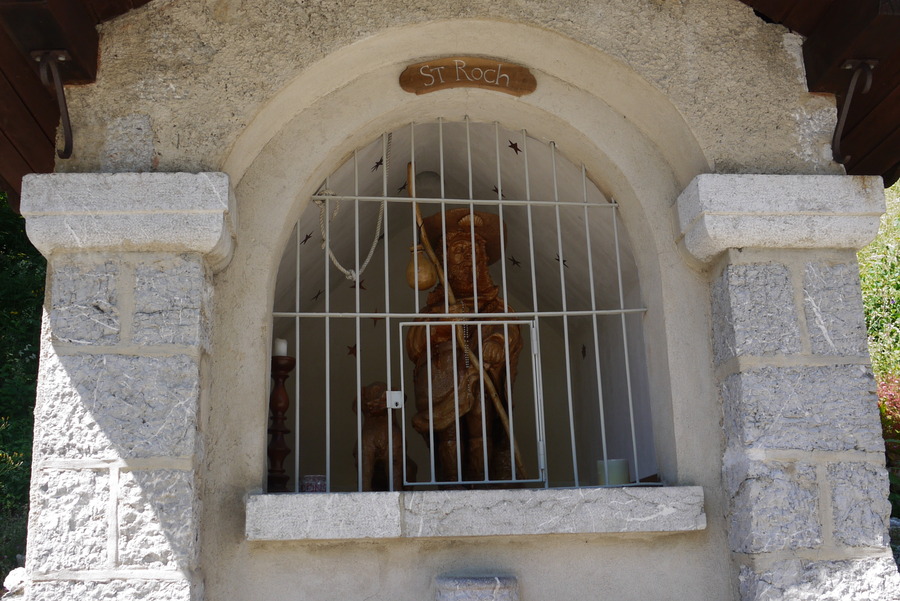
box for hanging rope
[315,134,391,281]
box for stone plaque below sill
[245,486,705,541]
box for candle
[273,338,288,357]
[597,459,630,486]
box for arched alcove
[211,18,716,506]
[270,119,655,492]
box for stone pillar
[20,173,235,601]
[678,174,900,601]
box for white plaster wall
[200,23,732,601]
[59,0,839,179]
[46,1,848,600]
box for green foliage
[0,191,44,575]
[880,375,900,518]
[0,505,27,579]
[858,184,900,380]
[859,182,900,518]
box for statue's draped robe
[406,284,522,483]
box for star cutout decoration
[300,231,313,245]
[554,253,569,268]
[347,344,357,357]
[509,255,521,268]
[350,279,367,291]
[508,140,522,155]
[312,289,324,301]
[581,344,587,360]
[371,307,383,328]
[371,157,384,172]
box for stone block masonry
[20,173,234,601]
[714,251,899,600]
[678,174,900,601]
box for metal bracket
[386,390,404,410]
[32,50,73,159]
[832,60,878,165]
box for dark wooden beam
[803,0,900,93]
[0,21,57,210]
[0,127,34,213]
[0,24,57,140]
[0,69,56,170]
[846,124,900,184]
[839,46,900,136]
[0,0,98,83]
[779,0,837,34]
[80,0,153,24]
[741,0,797,26]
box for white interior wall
[271,122,655,491]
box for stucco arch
[212,18,717,494]
[203,17,725,600]
[223,19,710,189]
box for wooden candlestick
[267,355,296,492]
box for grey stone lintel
[20,172,236,272]
[676,174,885,263]
[245,486,706,541]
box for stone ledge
[245,486,706,541]
[676,174,884,263]
[20,172,236,272]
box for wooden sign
[400,57,536,97]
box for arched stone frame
[205,17,728,598]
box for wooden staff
[407,163,527,479]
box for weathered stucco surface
[23,2,893,601]
[59,0,839,178]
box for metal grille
[271,118,656,492]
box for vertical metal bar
[495,123,516,481]
[477,323,489,481]
[442,121,460,482]
[324,181,332,492]
[294,221,301,492]
[382,132,395,491]
[412,123,422,481]
[531,325,549,487]
[465,116,473,201]
[426,325,436,483]
[522,130,547,485]
[400,322,410,486]
[411,123,421,312]
[503,322,515,480]
[495,122,509,313]
[354,149,363,492]
[451,323,462,482]
[550,142,579,487]
[613,205,640,483]
[465,117,478,313]
[438,119,446,200]
[523,130,539,314]
[439,118,449,315]
[581,165,610,485]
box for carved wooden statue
[405,209,522,484]
[352,381,416,491]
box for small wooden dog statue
[352,381,416,491]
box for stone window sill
[245,485,705,541]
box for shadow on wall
[28,251,203,585]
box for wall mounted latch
[386,390,404,410]
[833,60,878,165]
[31,50,73,159]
